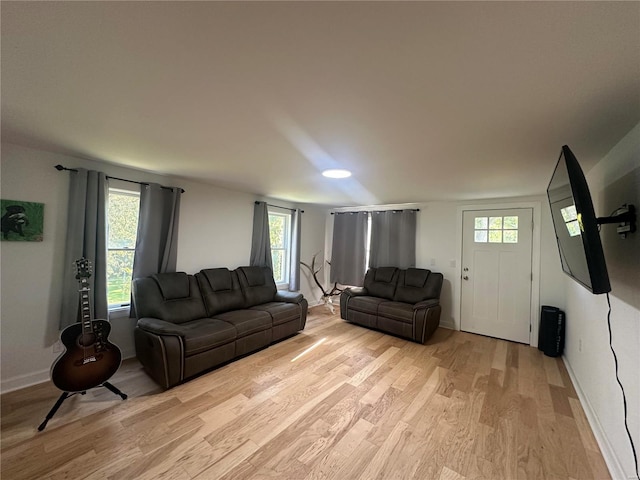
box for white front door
[461,208,533,344]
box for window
[107,189,140,308]
[268,210,291,286]
[474,215,519,243]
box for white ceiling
[2,2,639,207]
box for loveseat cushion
[133,274,208,324]
[363,267,399,300]
[394,268,433,304]
[197,268,245,316]
[251,302,301,326]
[378,301,414,323]
[346,295,387,315]
[214,309,272,337]
[396,269,443,304]
[237,266,277,307]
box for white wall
[0,143,327,392]
[561,124,640,480]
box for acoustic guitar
[50,258,122,392]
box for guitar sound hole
[78,333,96,347]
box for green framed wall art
[1,199,44,242]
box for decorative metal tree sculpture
[300,252,343,313]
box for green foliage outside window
[107,191,140,306]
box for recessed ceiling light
[322,169,352,179]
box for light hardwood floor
[1,307,610,480]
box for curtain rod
[255,201,304,213]
[55,165,185,193]
[331,209,420,215]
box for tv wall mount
[597,204,636,238]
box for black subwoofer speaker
[538,305,565,357]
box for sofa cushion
[203,267,233,291]
[243,266,266,286]
[197,268,245,316]
[251,302,300,326]
[152,272,190,300]
[179,318,237,356]
[363,267,399,300]
[237,266,277,307]
[378,301,414,323]
[133,274,207,324]
[214,309,272,337]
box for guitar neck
[78,278,94,333]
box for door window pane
[475,230,488,243]
[474,215,519,244]
[489,217,503,229]
[503,230,518,243]
[489,230,503,243]
[503,216,518,229]
[475,217,488,229]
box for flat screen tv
[547,145,611,294]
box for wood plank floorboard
[1,307,611,479]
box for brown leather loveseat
[132,266,308,389]
[340,267,443,344]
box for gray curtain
[250,201,273,270]
[369,209,417,269]
[60,169,108,329]
[131,183,181,316]
[330,211,368,286]
[288,208,301,291]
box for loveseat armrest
[275,291,304,303]
[137,317,185,336]
[339,287,368,320]
[343,287,368,297]
[413,299,440,310]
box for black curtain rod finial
[55,164,78,172]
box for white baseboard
[1,368,50,394]
[1,350,137,395]
[439,319,456,330]
[562,356,626,480]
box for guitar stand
[38,381,127,431]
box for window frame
[268,208,292,288]
[107,186,140,312]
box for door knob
[463,275,469,280]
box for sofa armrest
[274,291,304,303]
[413,299,440,310]
[137,317,185,336]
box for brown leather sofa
[132,266,308,389]
[340,267,443,344]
